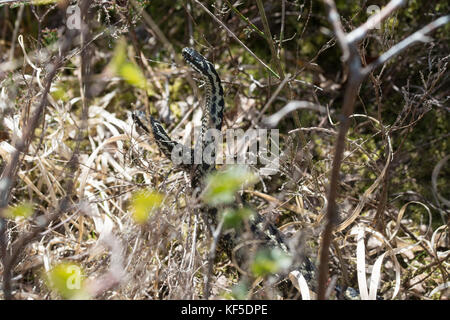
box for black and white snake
[133,48,359,299]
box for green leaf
[110,39,127,70]
[45,262,89,300]
[4,202,33,219]
[110,39,147,89]
[119,62,147,89]
[250,248,292,277]
[51,86,69,102]
[32,0,58,5]
[131,190,163,224]
[203,166,258,206]
[221,207,254,229]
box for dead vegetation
[0,0,448,300]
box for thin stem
[224,0,265,38]
[317,74,361,300]
[193,0,280,79]
[364,15,450,74]
[255,0,284,78]
[318,0,449,300]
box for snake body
[132,48,358,299]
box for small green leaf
[110,39,127,70]
[203,166,258,206]
[32,0,58,5]
[45,262,89,300]
[109,39,147,89]
[222,207,254,229]
[51,86,69,102]
[250,248,292,277]
[4,202,33,219]
[384,17,399,30]
[131,190,163,224]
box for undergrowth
[0,0,448,300]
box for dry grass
[0,0,448,300]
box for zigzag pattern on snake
[132,48,358,299]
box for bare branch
[346,0,406,44]
[8,3,24,61]
[256,75,291,124]
[0,1,95,299]
[317,0,449,300]
[255,0,285,78]
[263,100,327,128]
[322,0,349,60]
[365,15,450,73]
[203,217,224,299]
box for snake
[132,48,360,299]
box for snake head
[132,110,150,133]
[182,47,215,76]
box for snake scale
[133,48,358,299]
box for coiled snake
[133,48,358,299]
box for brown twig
[203,217,224,299]
[318,0,449,300]
[8,3,24,62]
[255,0,284,78]
[0,33,72,297]
[0,0,95,298]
